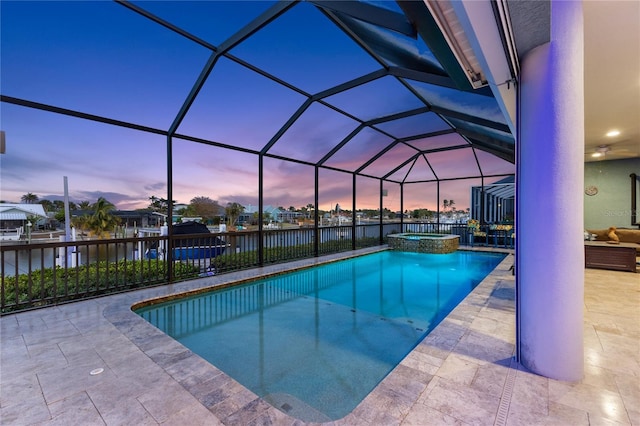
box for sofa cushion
[587,229,610,241]
[586,228,640,252]
[616,229,640,244]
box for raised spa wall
[387,233,459,254]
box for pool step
[263,392,332,423]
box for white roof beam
[444,0,518,134]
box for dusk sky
[1,1,514,213]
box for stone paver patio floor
[1,246,638,425]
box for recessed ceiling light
[606,130,620,137]
[591,152,603,158]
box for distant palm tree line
[16,193,119,238]
[15,193,467,235]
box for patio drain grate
[494,355,518,426]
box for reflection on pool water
[135,250,505,422]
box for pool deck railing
[1,222,515,314]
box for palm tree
[148,195,175,214]
[78,201,91,210]
[40,199,54,212]
[89,197,120,238]
[21,193,39,204]
[442,199,449,212]
[225,202,245,227]
[72,215,90,237]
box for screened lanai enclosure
[1,1,517,311]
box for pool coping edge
[103,246,515,425]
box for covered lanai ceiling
[1,0,517,190]
[507,0,640,162]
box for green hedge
[211,237,382,272]
[1,260,199,313]
[2,237,384,313]
[210,244,312,273]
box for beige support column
[517,0,584,381]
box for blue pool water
[136,250,505,421]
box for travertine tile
[508,368,549,416]
[37,362,115,405]
[401,403,464,425]
[46,391,105,426]
[345,394,404,426]
[453,329,514,365]
[382,364,432,400]
[209,388,259,420]
[26,340,68,369]
[57,337,108,368]
[0,392,51,425]
[548,380,630,424]
[92,332,147,366]
[1,334,30,365]
[0,314,20,337]
[421,320,467,352]
[0,373,42,408]
[371,383,417,420]
[580,362,622,393]
[627,408,640,426]
[400,348,443,375]
[420,376,500,425]
[98,399,158,426]
[470,361,509,398]
[163,352,223,387]
[14,310,47,330]
[435,354,479,386]
[412,342,451,362]
[614,373,640,420]
[188,372,248,410]
[162,399,222,425]
[137,379,202,423]
[596,329,639,358]
[21,320,81,346]
[506,401,589,426]
[469,315,502,334]
[222,397,273,426]
[584,347,640,377]
[1,249,637,426]
[583,323,605,351]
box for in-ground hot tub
[387,233,459,254]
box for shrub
[1,259,199,313]
[211,237,381,272]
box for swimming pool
[135,250,505,422]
